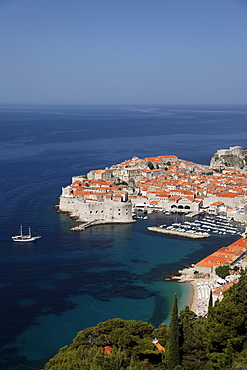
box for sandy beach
[187,280,198,312]
[175,274,198,310]
[171,269,198,311]
[172,268,212,316]
[172,267,239,316]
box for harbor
[145,213,244,238]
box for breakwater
[147,226,210,239]
[71,220,104,231]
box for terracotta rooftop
[195,239,247,269]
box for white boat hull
[12,235,41,242]
[12,225,41,242]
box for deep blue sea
[1,104,247,370]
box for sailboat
[12,225,41,242]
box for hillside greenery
[44,271,247,370]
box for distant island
[58,146,247,227]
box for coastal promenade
[147,226,209,239]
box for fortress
[59,192,133,224]
[210,145,247,171]
[215,146,242,157]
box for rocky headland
[210,145,247,171]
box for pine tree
[167,294,180,370]
[208,290,213,307]
[207,289,214,320]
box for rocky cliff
[210,145,247,171]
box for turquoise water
[0,105,245,369]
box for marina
[145,213,244,239]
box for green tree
[204,295,246,369]
[207,290,214,321]
[179,306,207,369]
[227,269,247,312]
[115,179,128,186]
[167,294,180,370]
[44,319,159,370]
[147,161,154,170]
[215,264,230,279]
[208,290,213,307]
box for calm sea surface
[0,105,247,370]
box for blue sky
[0,0,247,105]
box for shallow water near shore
[0,105,246,369]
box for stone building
[59,194,133,223]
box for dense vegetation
[45,272,247,370]
[215,265,239,279]
[215,265,231,279]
